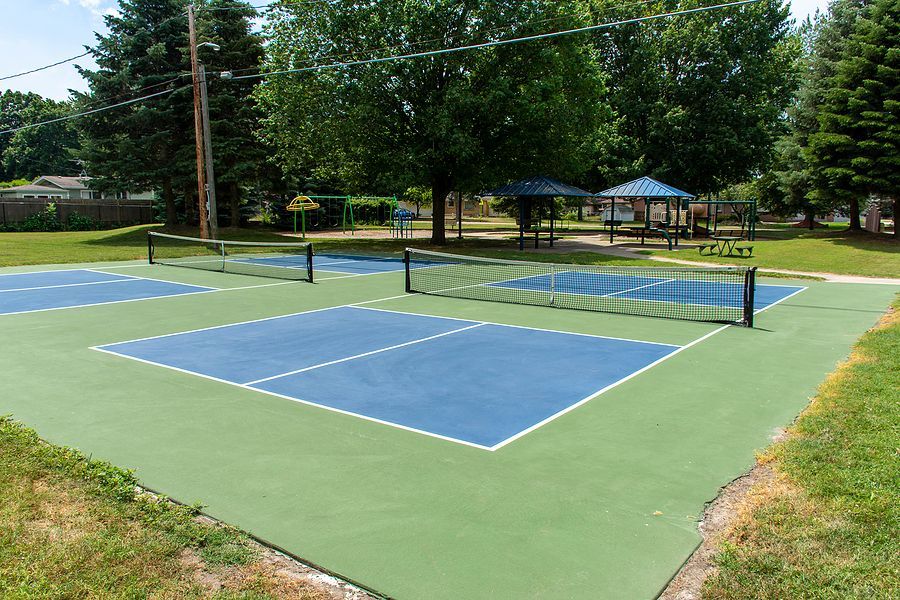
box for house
[0,175,153,201]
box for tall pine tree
[77,0,193,226]
[809,0,899,235]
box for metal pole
[456,191,462,239]
[199,63,218,240]
[518,197,525,251]
[187,5,209,239]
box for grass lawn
[703,299,899,599]
[0,224,661,268]
[652,228,899,278]
[0,417,336,599]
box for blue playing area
[234,253,409,275]
[95,306,680,449]
[0,269,214,315]
[489,271,803,310]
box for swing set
[287,195,406,239]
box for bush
[66,212,99,231]
[19,203,61,232]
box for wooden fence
[0,198,154,226]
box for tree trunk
[577,205,583,221]
[229,182,240,227]
[430,177,450,245]
[806,208,815,230]
[894,198,899,239]
[848,197,862,230]
[163,179,176,227]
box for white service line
[489,323,731,451]
[600,277,676,298]
[90,345,493,451]
[243,323,485,385]
[349,305,681,347]
[0,277,135,294]
[753,286,808,315]
[0,288,220,317]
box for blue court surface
[0,269,214,316]
[95,305,680,449]
[230,252,407,275]
[490,271,804,310]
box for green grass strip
[703,296,900,599]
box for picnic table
[698,236,753,257]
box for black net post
[307,243,315,283]
[743,267,757,327]
[404,248,412,293]
[147,232,154,264]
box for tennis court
[3,236,896,599]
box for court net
[149,232,314,282]
[404,248,756,326]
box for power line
[227,0,660,77]
[0,87,183,136]
[235,0,760,81]
[0,51,91,82]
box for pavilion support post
[518,196,525,251]
[674,198,680,247]
[549,199,555,248]
[609,197,615,243]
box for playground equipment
[290,195,401,236]
[286,196,320,239]
[391,207,414,238]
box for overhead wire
[234,0,760,81]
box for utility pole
[199,63,218,239]
[187,4,210,239]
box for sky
[1,0,830,102]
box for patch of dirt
[658,462,777,600]
[179,533,375,600]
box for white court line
[753,286,808,315]
[600,277,676,298]
[488,323,731,450]
[243,323,485,385]
[90,346,493,451]
[0,288,220,317]
[0,277,137,294]
[0,267,112,277]
[349,305,681,347]
[91,297,413,346]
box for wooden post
[187,4,209,239]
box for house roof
[34,176,90,190]
[481,175,594,197]
[595,176,694,199]
[0,184,66,194]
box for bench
[698,242,718,256]
[734,245,754,257]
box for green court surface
[2,257,897,599]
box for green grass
[703,298,900,599]
[653,229,899,278]
[0,416,332,599]
[0,224,661,269]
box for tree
[256,0,610,244]
[809,0,899,236]
[77,0,193,226]
[196,0,267,227]
[594,0,798,194]
[2,98,81,179]
[402,186,433,218]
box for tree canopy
[255,0,611,243]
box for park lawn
[0,417,332,599]
[0,225,661,268]
[703,298,900,599]
[652,229,899,278]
